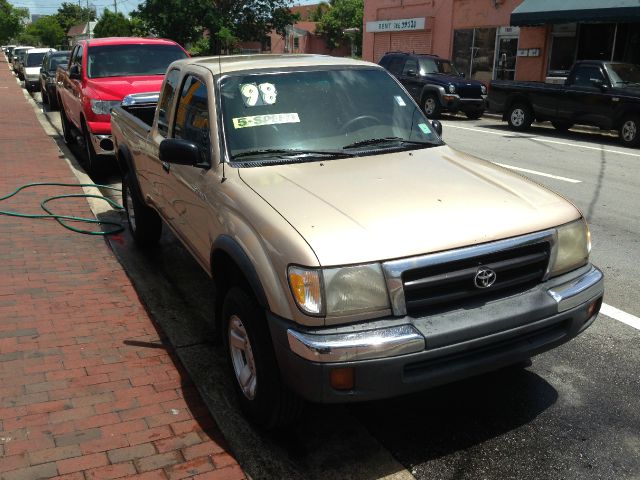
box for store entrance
[495,36,518,80]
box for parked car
[39,50,70,109]
[111,54,604,429]
[6,46,17,61]
[56,37,188,176]
[489,60,640,147]
[379,51,488,119]
[22,48,56,91]
[11,46,34,77]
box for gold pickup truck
[111,54,604,429]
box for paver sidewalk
[0,57,244,480]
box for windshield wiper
[342,137,434,150]
[232,148,355,161]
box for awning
[511,0,640,26]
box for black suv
[379,52,487,119]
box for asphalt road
[24,84,640,480]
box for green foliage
[187,36,210,57]
[93,9,132,38]
[129,15,151,37]
[133,0,207,48]
[0,0,28,44]
[25,16,65,47]
[309,2,329,22]
[15,32,38,45]
[271,7,299,38]
[315,0,363,55]
[55,2,96,34]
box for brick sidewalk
[0,57,244,480]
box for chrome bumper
[287,265,603,364]
[90,133,114,155]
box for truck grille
[402,242,550,316]
[458,85,482,99]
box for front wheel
[507,103,534,131]
[122,173,162,247]
[82,123,108,178]
[619,115,640,147]
[59,107,74,144]
[222,287,303,429]
[422,94,441,119]
[41,85,49,106]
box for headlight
[90,99,121,115]
[481,84,487,95]
[549,219,591,277]
[288,264,390,317]
[448,84,456,94]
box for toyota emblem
[474,267,496,289]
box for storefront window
[613,23,640,65]
[577,24,615,61]
[548,24,577,77]
[452,28,496,81]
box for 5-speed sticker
[233,113,300,129]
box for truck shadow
[98,210,559,480]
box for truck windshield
[419,58,459,76]
[607,63,640,86]
[87,44,187,78]
[220,68,443,162]
[26,52,46,67]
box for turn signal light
[587,297,603,318]
[330,367,355,391]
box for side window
[402,57,418,75]
[387,57,405,75]
[157,69,180,137]
[174,75,211,164]
[571,66,605,87]
[68,46,77,69]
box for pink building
[363,0,640,82]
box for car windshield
[87,44,187,78]
[26,52,46,67]
[220,68,443,162]
[606,63,640,85]
[419,58,459,76]
[49,56,69,71]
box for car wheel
[551,121,573,132]
[222,286,303,429]
[82,122,108,179]
[122,173,162,247]
[60,107,74,144]
[619,115,640,147]
[507,103,533,131]
[465,110,484,120]
[41,85,49,106]
[422,94,442,119]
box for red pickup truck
[56,37,188,176]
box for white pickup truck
[111,54,604,428]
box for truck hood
[238,145,580,266]
[86,76,164,100]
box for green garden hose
[0,182,124,235]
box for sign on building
[366,18,426,33]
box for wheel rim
[228,315,257,400]
[424,97,436,115]
[510,108,525,127]
[622,120,637,142]
[125,184,137,232]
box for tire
[222,287,303,429]
[422,93,442,119]
[41,85,49,106]
[464,109,484,120]
[619,115,640,148]
[551,121,573,132]
[507,103,534,131]
[82,122,108,179]
[122,173,162,247]
[60,106,74,144]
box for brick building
[363,0,640,82]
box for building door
[494,36,518,80]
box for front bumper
[86,120,114,155]
[269,264,603,403]
[440,93,487,113]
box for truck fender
[420,85,447,105]
[211,235,269,309]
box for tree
[271,7,299,38]
[315,0,363,55]
[93,9,131,38]
[133,0,206,49]
[25,16,65,47]
[0,0,28,44]
[55,2,96,35]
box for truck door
[165,74,216,262]
[66,45,84,128]
[399,56,422,102]
[563,65,616,128]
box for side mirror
[405,69,417,77]
[431,120,443,137]
[590,78,607,91]
[159,138,209,168]
[69,64,81,80]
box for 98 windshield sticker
[239,82,277,107]
[232,113,300,129]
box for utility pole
[113,0,117,14]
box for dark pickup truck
[489,61,640,147]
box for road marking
[445,123,534,138]
[601,303,640,331]
[493,162,582,183]
[533,137,640,158]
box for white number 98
[240,83,260,107]
[259,83,277,104]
